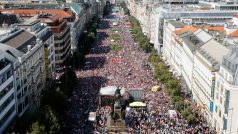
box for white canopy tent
[99,86,125,96]
[88,112,96,121]
[129,101,146,107]
[168,110,177,119]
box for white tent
[168,110,177,119]
[88,112,96,121]
[129,101,146,107]
[99,86,125,96]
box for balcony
[54,25,70,37]
[0,59,11,70]
[0,87,14,106]
[0,64,11,75]
[0,107,16,133]
[0,94,15,119]
[55,42,71,57]
[0,76,13,92]
[54,39,64,44]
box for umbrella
[129,101,146,107]
[152,85,160,92]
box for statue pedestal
[105,87,128,133]
[106,114,127,133]
[113,108,122,120]
[105,103,127,133]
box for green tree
[59,68,77,96]
[43,105,61,134]
[12,110,43,133]
[175,100,188,112]
[181,106,193,119]
[148,53,160,63]
[160,73,171,83]
[172,96,182,104]
[27,122,46,134]
[41,89,68,114]
[73,52,85,68]
[187,114,197,125]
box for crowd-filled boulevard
[63,7,215,134]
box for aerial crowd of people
[63,6,215,134]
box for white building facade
[0,28,46,116]
[213,47,238,134]
[163,21,238,134]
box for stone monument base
[106,114,128,133]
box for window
[215,105,218,113]
[0,76,3,85]
[0,105,15,126]
[0,82,13,100]
[219,110,221,117]
[216,92,219,100]
[220,96,223,104]
[216,81,220,89]
[0,94,14,113]
[221,85,224,93]
[18,103,22,114]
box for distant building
[70,3,87,47]
[125,0,238,53]
[0,9,75,72]
[38,13,71,72]
[0,0,58,4]
[150,5,238,53]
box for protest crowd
[63,6,215,134]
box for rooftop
[70,3,83,15]
[224,47,238,65]
[0,12,19,27]
[198,39,230,69]
[180,31,204,51]
[175,25,198,35]
[0,30,37,53]
[0,9,74,19]
[169,20,184,28]
[41,30,54,42]
[174,23,238,46]
[4,3,63,10]
[154,3,238,13]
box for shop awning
[152,85,160,92]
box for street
[63,7,212,134]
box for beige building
[163,20,238,134]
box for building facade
[15,19,55,80]
[0,9,76,72]
[213,47,238,134]
[163,20,238,134]
[0,52,16,134]
[0,28,46,115]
